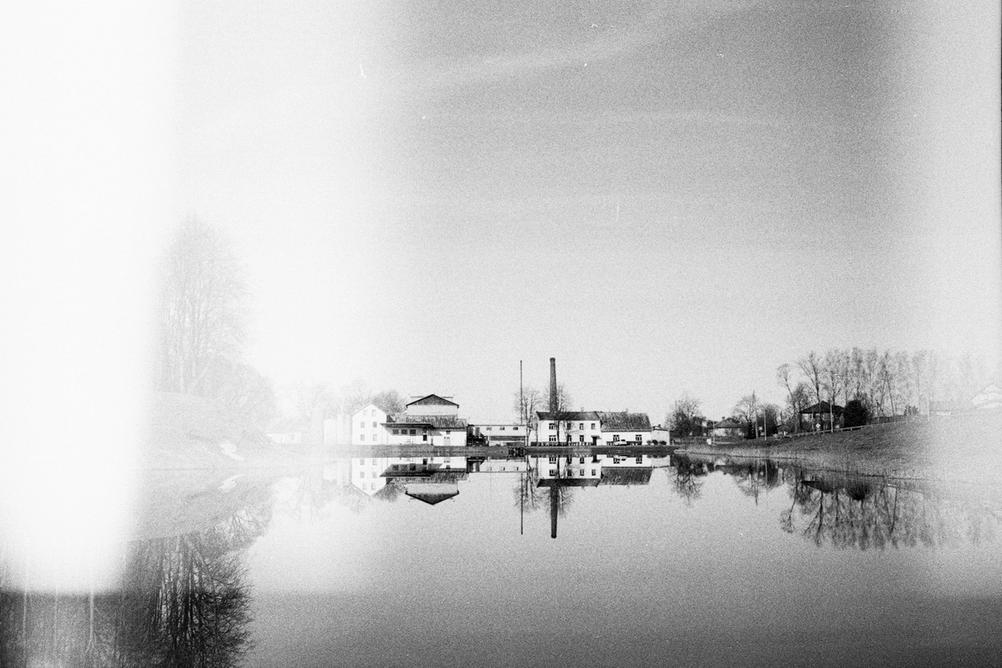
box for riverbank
[678,411,1002,483]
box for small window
[500,426,505,431]
[549,423,556,430]
[579,457,585,464]
[579,436,585,443]
[372,421,377,428]
[548,456,558,463]
[422,434,428,441]
[360,434,365,441]
[578,423,584,430]
[549,468,557,476]
[548,435,557,442]
[591,423,596,429]
[636,456,643,464]
[360,471,366,478]
[392,429,399,435]
[591,469,597,476]
[409,429,416,435]
[613,435,620,442]
[635,434,641,442]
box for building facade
[352,404,388,445]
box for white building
[534,411,602,445]
[323,412,351,446]
[352,404,388,445]
[385,394,468,446]
[595,411,652,445]
[532,410,653,445]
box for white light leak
[0,2,175,592]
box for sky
[174,1,1001,421]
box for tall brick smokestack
[549,357,557,412]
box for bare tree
[732,392,760,437]
[798,351,824,408]
[667,394,704,436]
[776,364,801,433]
[514,386,542,445]
[157,219,246,395]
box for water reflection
[672,452,1002,550]
[4,449,1001,664]
[0,476,270,667]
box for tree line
[667,348,994,436]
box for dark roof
[712,418,744,430]
[404,482,460,505]
[596,411,652,431]
[801,401,844,415]
[406,394,459,407]
[537,478,601,488]
[386,414,468,429]
[536,411,600,421]
[601,467,653,486]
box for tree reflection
[1,505,263,666]
[671,453,1002,550]
[670,455,705,506]
[783,470,1001,550]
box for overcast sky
[176,1,1000,421]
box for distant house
[533,410,653,445]
[596,411,653,445]
[322,412,351,445]
[800,401,844,431]
[266,418,309,445]
[971,384,1002,411]
[384,414,468,446]
[535,411,602,445]
[710,418,744,440]
[352,404,388,445]
[383,393,468,446]
[470,423,528,446]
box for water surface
[3,450,1001,666]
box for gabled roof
[351,403,385,418]
[406,394,459,407]
[801,401,843,415]
[596,411,652,432]
[712,418,744,430]
[536,411,600,421]
[404,482,460,505]
[386,414,468,429]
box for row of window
[356,421,379,428]
[547,422,598,431]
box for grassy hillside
[680,411,1002,483]
[147,392,302,469]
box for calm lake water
[3,449,1002,666]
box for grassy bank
[148,392,306,470]
[678,411,1002,483]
